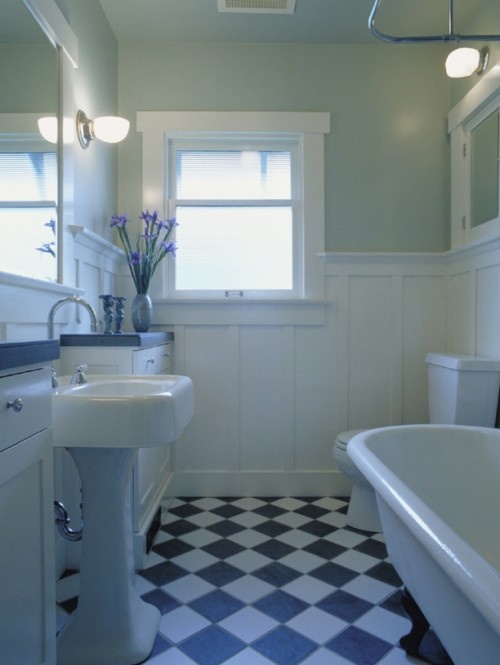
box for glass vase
[131,293,152,333]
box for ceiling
[97,0,484,45]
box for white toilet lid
[336,429,366,450]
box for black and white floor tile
[57,496,452,665]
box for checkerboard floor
[57,496,453,665]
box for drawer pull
[7,398,23,412]
[146,358,155,366]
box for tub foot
[400,588,430,657]
[399,589,454,665]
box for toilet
[334,352,500,532]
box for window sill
[151,298,332,326]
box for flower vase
[131,293,152,332]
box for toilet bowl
[333,430,382,532]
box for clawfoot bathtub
[348,425,500,665]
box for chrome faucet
[70,364,88,385]
[47,296,98,339]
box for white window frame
[137,111,330,300]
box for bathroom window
[137,111,330,300]
[168,138,296,296]
[0,149,57,280]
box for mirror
[0,0,58,281]
[471,108,500,228]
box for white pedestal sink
[52,375,194,665]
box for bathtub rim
[348,424,500,635]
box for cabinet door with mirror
[0,0,58,282]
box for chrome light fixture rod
[369,0,500,44]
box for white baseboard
[172,470,352,498]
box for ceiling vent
[217,0,296,14]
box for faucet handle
[71,364,88,385]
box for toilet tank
[426,353,500,427]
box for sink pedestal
[57,447,160,665]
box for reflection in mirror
[471,108,499,228]
[0,0,58,281]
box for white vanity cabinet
[0,341,59,665]
[59,332,173,568]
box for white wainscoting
[155,252,453,497]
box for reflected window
[0,149,57,280]
[471,108,500,228]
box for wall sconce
[76,110,130,149]
[38,116,74,144]
[445,47,489,78]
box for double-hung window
[168,136,298,297]
[138,111,330,300]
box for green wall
[118,41,451,252]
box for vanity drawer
[132,343,171,375]
[0,368,52,452]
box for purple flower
[160,241,177,256]
[110,214,129,228]
[36,241,56,257]
[129,251,142,265]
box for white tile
[270,497,307,511]
[142,550,168,568]
[377,646,427,664]
[229,511,268,528]
[187,511,224,528]
[342,574,397,604]
[301,647,353,664]
[275,529,317,548]
[332,549,380,573]
[222,647,276,664]
[219,606,278,643]
[279,550,325,573]
[287,606,347,644]
[325,528,367,548]
[311,497,349,512]
[162,573,215,602]
[56,573,79,602]
[158,606,210,643]
[228,529,269,549]
[226,549,271,573]
[172,548,219,572]
[317,511,348,528]
[134,574,157,596]
[354,606,411,644]
[190,498,226,510]
[146,646,197,664]
[181,528,221,548]
[273,511,311,528]
[222,574,274,603]
[230,498,268,511]
[282,575,332,604]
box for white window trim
[137,111,330,300]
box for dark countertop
[60,332,174,347]
[0,340,60,371]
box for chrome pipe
[54,500,83,542]
[47,295,98,339]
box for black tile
[252,539,295,560]
[354,538,388,560]
[309,561,358,587]
[197,561,245,587]
[141,589,181,615]
[294,504,329,519]
[180,625,245,665]
[207,519,246,537]
[317,589,373,622]
[254,504,287,518]
[139,561,188,586]
[148,632,172,659]
[254,589,309,622]
[161,519,199,537]
[365,561,403,587]
[253,625,317,665]
[210,504,245,518]
[379,589,407,617]
[297,520,333,537]
[168,503,203,518]
[190,589,244,622]
[326,626,392,665]
[152,538,194,559]
[302,539,346,560]
[253,520,291,538]
[202,539,245,560]
[252,562,301,587]
[59,596,78,615]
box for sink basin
[53,374,194,448]
[52,373,195,665]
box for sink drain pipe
[54,500,83,541]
